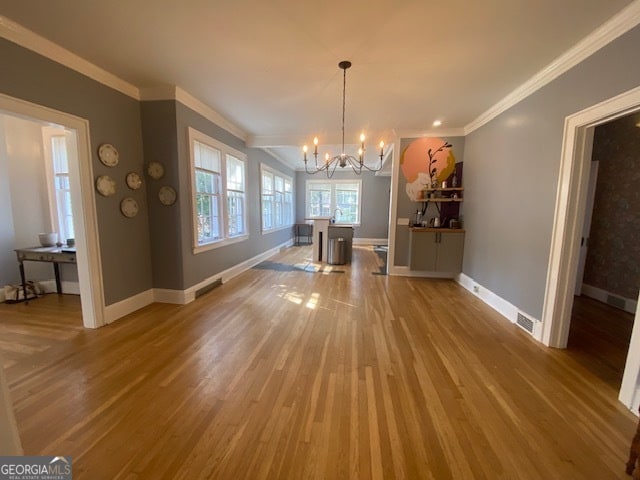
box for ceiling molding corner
[139,85,178,101]
[0,15,140,100]
[464,0,640,135]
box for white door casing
[541,84,640,410]
[0,93,105,329]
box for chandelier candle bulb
[313,137,318,155]
[380,141,384,156]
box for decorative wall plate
[98,143,119,167]
[126,172,143,190]
[147,161,165,180]
[158,185,177,206]
[95,175,116,197]
[120,197,139,218]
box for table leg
[18,261,28,304]
[54,262,62,294]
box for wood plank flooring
[0,245,637,479]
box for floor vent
[195,278,222,298]
[606,294,626,310]
[516,312,534,334]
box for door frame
[540,85,640,409]
[0,93,105,328]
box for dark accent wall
[584,112,640,300]
[462,25,640,319]
[0,38,152,305]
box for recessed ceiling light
[432,120,442,127]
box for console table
[14,246,77,298]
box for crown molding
[395,128,466,139]
[174,87,248,142]
[464,0,640,135]
[0,15,248,141]
[0,15,140,100]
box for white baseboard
[104,289,154,325]
[153,288,188,304]
[153,239,294,306]
[40,280,80,295]
[581,284,637,314]
[457,273,542,340]
[353,238,388,246]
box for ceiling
[0,0,635,171]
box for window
[260,164,293,233]
[189,127,247,252]
[43,127,74,244]
[306,180,362,225]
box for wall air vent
[516,312,534,334]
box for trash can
[328,237,346,265]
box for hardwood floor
[0,245,637,479]
[568,295,635,390]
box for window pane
[227,191,245,236]
[227,155,244,192]
[196,170,219,195]
[197,193,221,242]
[306,180,360,223]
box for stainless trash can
[328,237,346,265]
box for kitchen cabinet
[409,229,464,273]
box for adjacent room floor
[0,245,637,479]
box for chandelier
[303,60,385,177]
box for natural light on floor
[272,284,320,309]
[306,292,320,310]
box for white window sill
[193,234,249,254]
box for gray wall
[0,37,153,305]
[393,136,465,266]
[295,170,391,240]
[462,24,640,319]
[142,100,297,291]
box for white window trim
[305,179,362,226]
[188,127,248,254]
[260,163,294,234]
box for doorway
[0,93,105,328]
[541,85,640,411]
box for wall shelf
[418,187,464,202]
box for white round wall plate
[95,175,116,197]
[98,143,119,167]
[120,197,139,218]
[126,171,143,190]
[158,185,177,206]
[147,161,165,180]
